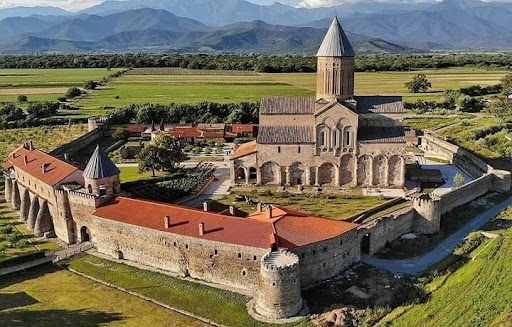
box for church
[231,17,406,189]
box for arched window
[333,129,340,147]
[344,130,351,146]
[87,184,93,194]
[320,130,326,147]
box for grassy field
[215,190,388,220]
[62,254,311,327]
[0,68,124,104]
[263,67,509,102]
[0,264,206,326]
[377,205,512,326]
[70,67,509,116]
[0,124,87,161]
[118,166,171,183]
[0,195,61,263]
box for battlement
[411,193,440,206]
[261,250,300,273]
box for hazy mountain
[0,17,54,41]
[33,9,208,42]
[352,39,421,54]
[0,6,70,21]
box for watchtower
[83,145,121,197]
[412,193,441,234]
[255,250,302,319]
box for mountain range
[0,0,512,53]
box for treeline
[106,101,259,125]
[2,53,512,72]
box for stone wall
[93,217,269,292]
[291,229,360,286]
[359,208,415,255]
[51,128,102,157]
[439,174,493,215]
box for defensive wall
[50,128,102,158]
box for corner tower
[316,16,355,102]
[83,145,121,197]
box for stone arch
[357,155,372,186]
[388,155,403,187]
[80,226,91,243]
[372,155,387,187]
[249,167,257,183]
[20,189,30,222]
[318,163,336,185]
[340,154,355,186]
[290,162,306,186]
[261,162,280,185]
[87,184,93,194]
[236,167,247,183]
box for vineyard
[122,165,215,203]
[126,68,258,76]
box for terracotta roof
[229,124,255,135]
[4,146,80,186]
[260,97,316,115]
[231,141,257,160]
[355,96,404,114]
[316,16,355,57]
[93,197,358,249]
[358,126,406,144]
[258,126,315,144]
[125,125,145,133]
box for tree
[457,95,484,113]
[65,87,82,99]
[17,95,28,102]
[84,80,98,90]
[486,98,511,126]
[442,89,461,108]
[454,172,466,187]
[405,74,432,93]
[112,127,131,141]
[138,134,186,177]
[500,73,512,97]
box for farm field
[71,67,509,116]
[378,206,512,327]
[0,68,124,104]
[0,264,206,327]
[0,124,87,161]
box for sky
[0,0,510,11]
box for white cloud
[0,0,101,11]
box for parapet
[261,250,299,273]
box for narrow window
[237,253,242,259]
[277,146,281,153]
[324,246,328,252]
[214,249,218,255]
[312,250,316,255]
[320,131,326,147]
[272,282,276,287]
[323,262,327,268]
[298,146,301,153]
[345,130,351,146]
[185,244,189,250]
[333,130,339,147]
[173,241,177,247]
[301,253,305,259]
[242,269,247,276]
[253,255,257,261]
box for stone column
[20,190,30,222]
[383,158,390,187]
[305,166,311,185]
[315,167,320,186]
[368,157,374,187]
[335,165,340,186]
[245,168,250,184]
[11,181,20,211]
[352,157,358,187]
[277,166,283,185]
[285,167,291,186]
[34,200,54,237]
[4,177,12,203]
[27,196,40,230]
[256,167,262,185]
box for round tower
[316,16,355,102]
[83,145,121,197]
[412,193,441,234]
[255,250,302,319]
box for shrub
[10,239,27,249]
[112,127,131,141]
[57,96,67,102]
[65,87,82,99]
[0,244,5,253]
[0,225,13,234]
[17,95,28,102]
[84,80,98,90]
[6,233,20,243]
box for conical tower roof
[83,145,120,179]
[316,16,355,57]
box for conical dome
[316,16,355,57]
[83,145,120,179]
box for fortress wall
[439,174,493,215]
[93,217,268,292]
[291,229,360,286]
[359,208,416,255]
[50,128,102,157]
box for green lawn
[0,264,206,327]
[0,68,124,104]
[215,190,388,220]
[62,254,312,327]
[118,166,170,183]
[263,67,508,102]
[377,205,512,326]
[0,124,88,161]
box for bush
[112,127,131,141]
[0,225,13,234]
[65,87,82,99]
[17,95,28,102]
[0,244,5,253]
[57,96,67,102]
[84,80,98,90]
[10,239,27,249]
[6,232,21,243]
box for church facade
[231,17,406,189]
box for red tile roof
[230,124,255,135]
[125,125,145,133]
[4,146,80,187]
[93,197,358,249]
[231,141,257,160]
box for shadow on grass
[481,218,512,232]
[0,292,39,310]
[0,309,124,326]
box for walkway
[362,195,512,275]
[414,156,473,196]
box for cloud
[0,0,101,11]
